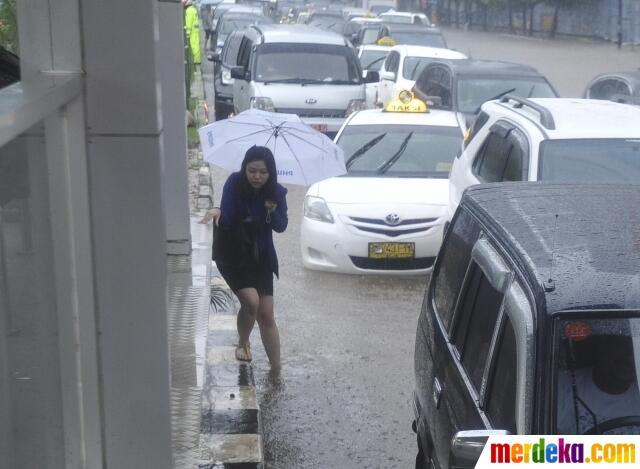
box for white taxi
[300,92,463,275]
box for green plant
[187,127,199,148]
[0,0,18,53]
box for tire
[214,101,230,121]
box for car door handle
[433,377,443,409]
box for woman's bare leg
[256,295,281,369]
[235,288,260,360]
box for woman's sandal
[235,343,252,362]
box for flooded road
[206,29,640,469]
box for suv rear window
[538,138,640,183]
[554,316,640,434]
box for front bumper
[299,116,345,135]
[300,213,445,275]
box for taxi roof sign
[384,90,428,113]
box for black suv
[412,59,557,128]
[413,183,640,469]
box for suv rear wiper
[377,132,413,174]
[345,133,387,169]
[473,87,516,114]
[363,55,386,70]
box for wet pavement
[203,30,640,468]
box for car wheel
[214,103,229,121]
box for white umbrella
[198,109,347,186]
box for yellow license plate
[368,242,415,259]
[310,123,328,133]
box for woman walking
[201,146,288,369]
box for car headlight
[221,67,233,85]
[250,97,276,112]
[345,99,367,116]
[304,195,334,223]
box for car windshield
[538,139,640,183]
[402,56,437,80]
[456,77,556,113]
[555,316,640,435]
[360,50,389,71]
[391,32,445,48]
[337,124,461,177]
[254,43,361,83]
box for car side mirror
[380,70,395,81]
[208,52,220,63]
[450,430,510,469]
[364,70,379,83]
[230,66,247,80]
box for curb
[197,164,214,210]
[199,269,264,469]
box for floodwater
[205,29,640,468]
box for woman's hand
[264,200,277,213]
[199,207,221,226]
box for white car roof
[257,25,347,45]
[391,44,467,59]
[380,11,415,18]
[349,16,382,23]
[345,108,461,128]
[359,44,393,52]
[487,98,640,139]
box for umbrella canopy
[198,109,347,186]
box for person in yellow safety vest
[183,0,201,65]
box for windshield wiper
[263,78,303,84]
[473,87,517,114]
[300,78,355,86]
[345,133,387,169]
[527,84,536,98]
[377,132,413,174]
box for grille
[276,108,345,118]
[350,256,436,270]
[355,226,432,237]
[349,216,438,226]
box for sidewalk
[168,66,264,469]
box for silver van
[231,24,378,137]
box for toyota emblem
[385,213,401,226]
[305,98,317,104]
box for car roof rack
[500,95,555,130]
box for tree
[0,0,18,54]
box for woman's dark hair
[237,145,279,201]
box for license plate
[368,242,415,259]
[310,123,328,133]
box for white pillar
[158,0,192,255]
[81,0,173,467]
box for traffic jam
[201,0,640,466]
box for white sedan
[300,97,463,275]
[378,45,466,108]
